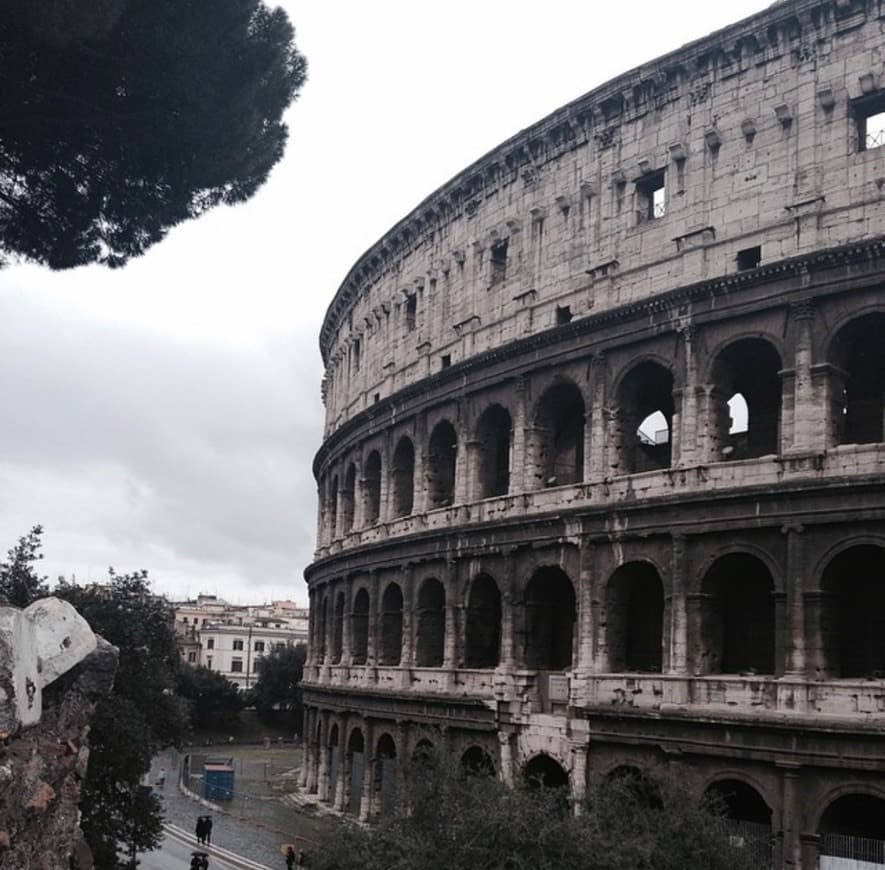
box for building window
[233,639,244,651]
[441,354,451,370]
[352,338,361,372]
[490,239,508,285]
[206,638,215,650]
[231,658,243,673]
[182,617,188,624]
[737,246,762,271]
[206,657,213,669]
[405,295,417,332]
[556,305,573,325]
[636,171,666,222]
[854,93,885,151]
[254,641,265,652]
[187,652,196,663]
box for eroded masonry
[303,1,885,866]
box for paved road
[137,831,259,870]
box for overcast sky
[0,0,771,605]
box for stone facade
[304,1,885,866]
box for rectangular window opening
[374,392,381,404]
[231,658,243,673]
[441,354,451,369]
[405,294,417,332]
[856,92,885,151]
[556,305,573,325]
[206,638,214,650]
[254,641,265,652]
[352,338,361,372]
[737,245,762,271]
[233,639,244,651]
[490,239,508,286]
[636,171,666,223]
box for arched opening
[705,780,772,866]
[523,566,576,671]
[533,382,585,487]
[711,338,782,460]
[392,437,415,517]
[465,573,502,668]
[342,463,356,533]
[415,578,445,667]
[699,554,776,675]
[345,728,365,816]
[461,746,495,777]
[379,583,403,666]
[351,588,369,665]
[363,450,382,525]
[375,733,398,817]
[328,723,340,804]
[331,591,344,664]
[819,793,885,866]
[830,313,885,445]
[428,421,458,508]
[328,474,338,537]
[476,404,512,498]
[605,562,664,672]
[412,738,435,764]
[820,545,885,678]
[617,361,674,473]
[523,754,569,790]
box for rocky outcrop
[0,598,117,870]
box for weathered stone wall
[320,0,885,433]
[0,600,117,870]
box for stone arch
[475,403,512,498]
[363,450,382,525]
[698,553,776,675]
[374,732,398,817]
[391,436,415,518]
[412,738,435,763]
[341,462,356,532]
[328,722,341,804]
[828,311,885,445]
[522,753,570,789]
[427,420,458,508]
[345,727,366,817]
[705,778,773,865]
[614,359,675,473]
[329,722,340,747]
[812,783,885,833]
[709,337,782,460]
[530,379,585,488]
[331,590,345,664]
[464,573,502,668]
[415,577,445,667]
[819,544,885,678]
[605,561,664,672]
[351,586,369,665]
[317,593,329,663]
[379,582,404,666]
[604,765,663,808]
[522,566,576,670]
[461,745,496,776]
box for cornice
[319,0,874,362]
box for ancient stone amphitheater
[302,0,885,865]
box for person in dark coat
[286,846,296,870]
[204,816,213,845]
[195,817,205,844]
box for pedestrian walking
[286,845,296,870]
[204,816,213,845]
[195,817,205,845]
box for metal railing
[821,832,885,864]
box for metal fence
[720,818,773,870]
[821,832,885,866]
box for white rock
[24,598,97,688]
[0,607,40,733]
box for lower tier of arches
[299,693,885,870]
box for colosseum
[302,0,885,865]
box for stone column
[333,717,348,813]
[464,438,482,503]
[342,576,353,666]
[317,712,329,801]
[454,421,470,505]
[443,560,458,669]
[306,710,319,793]
[400,563,415,668]
[788,300,816,450]
[576,538,595,673]
[783,525,806,677]
[500,551,518,669]
[366,571,380,667]
[676,325,699,466]
[498,729,515,786]
[359,720,375,821]
[510,377,528,493]
[588,354,608,481]
[570,744,588,812]
[298,707,312,789]
[668,535,688,674]
[779,763,802,869]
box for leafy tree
[309,750,758,870]
[0,525,49,606]
[249,642,306,718]
[0,0,307,269]
[176,662,243,730]
[55,569,188,869]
